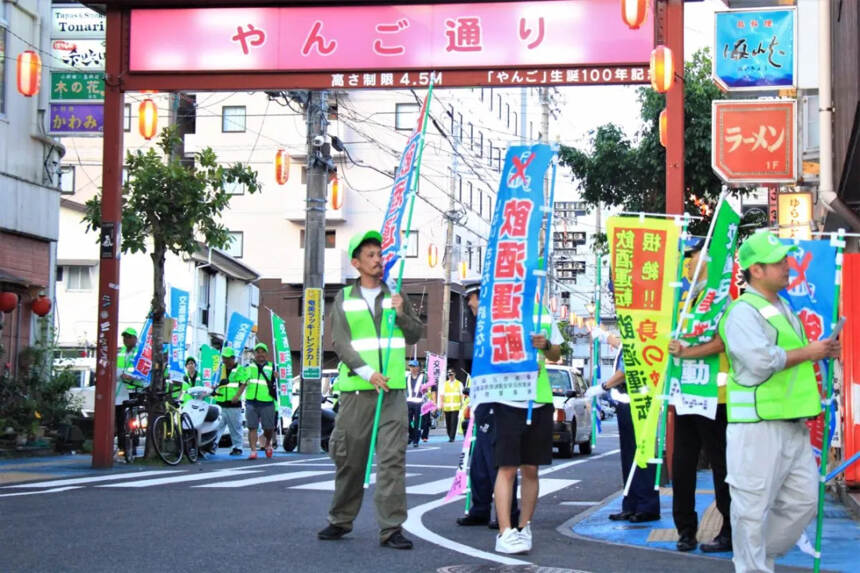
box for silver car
[547,365,593,457]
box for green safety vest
[214,365,245,404]
[175,372,199,405]
[336,285,406,392]
[245,361,276,402]
[718,293,821,423]
[534,304,553,404]
[116,348,138,392]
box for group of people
[405,361,467,446]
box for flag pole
[364,81,434,488]
[813,228,845,572]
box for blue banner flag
[168,287,190,379]
[379,90,431,283]
[714,8,795,90]
[469,144,555,406]
[224,311,254,356]
[131,318,153,382]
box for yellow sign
[301,287,324,379]
[777,191,812,240]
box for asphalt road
[0,420,751,573]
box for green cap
[738,230,798,270]
[348,230,383,259]
[254,342,268,352]
[221,347,236,359]
[121,327,138,337]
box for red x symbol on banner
[509,152,535,186]
[787,251,811,290]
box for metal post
[440,122,459,360]
[665,0,685,216]
[92,8,124,468]
[298,90,327,453]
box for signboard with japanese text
[127,1,654,89]
[49,103,104,135]
[52,6,106,39]
[302,287,324,379]
[168,287,190,380]
[777,191,812,240]
[668,201,741,419]
[608,216,681,468]
[131,318,154,382]
[51,39,106,71]
[425,352,446,393]
[713,8,795,90]
[712,100,797,184]
[470,144,554,406]
[270,311,294,417]
[200,344,219,402]
[51,72,104,102]
[768,185,779,225]
[224,311,254,357]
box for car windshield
[548,369,572,393]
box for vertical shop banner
[131,318,153,382]
[424,352,446,393]
[301,288,324,379]
[608,216,681,468]
[470,144,553,406]
[168,287,190,380]
[271,310,294,417]
[224,312,254,357]
[669,202,741,418]
[713,8,795,90]
[779,239,838,462]
[380,89,431,283]
[199,345,218,388]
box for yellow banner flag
[607,216,681,468]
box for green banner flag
[271,310,294,417]
[200,344,220,404]
[668,200,741,419]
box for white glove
[584,385,605,399]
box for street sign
[777,191,812,240]
[301,287,324,379]
[51,39,106,71]
[52,6,106,39]
[713,8,795,91]
[51,71,105,101]
[712,100,797,184]
[49,103,104,135]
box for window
[487,195,493,216]
[65,266,93,291]
[495,148,502,171]
[468,182,473,209]
[221,106,246,132]
[59,166,75,194]
[123,104,131,132]
[505,103,510,127]
[478,132,484,157]
[395,103,419,130]
[497,95,502,119]
[477,245,482,273]
[477,189,483,217]
[512,112,518,136]
[480,88,485,102]
[458,113,464,140]
[401,230,419,258]
[300,229,336,249]
[466,241,473,269]
[199,271,211,327]
[489,90,494,110]
[457,175,462,202]
[488,140,493,166]
[224,231,244,258]
[468,123,474,148]
[455,235,462,260]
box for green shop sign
[51,71,104,101]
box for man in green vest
[213,347,246,456]
[245,342,277,459]
[115,327,139,451]
[317,230,423,550]
[719,230,840,573]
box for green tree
[84,127,259,452]
[559,48,750,235]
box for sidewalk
[570,470,859,573]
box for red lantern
[561,305,569,320]
[16,50,41,97]
[659,109,668,147]
[650,45,674,93]
[139,98,158,140]
[274,149,290,185]
[32,295,52,317]
[621,0,647,30]
[550,296,559,313]
[329,173,343,209]
[427,244,439,268]
[0,292,19,313]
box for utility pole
[440,122,459,361]
[299,90,328,453]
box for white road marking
[539,449,621,476]
[0,486,83,498]
[99,468,260,488]
[6,470,185,489]
[194,470,332,488]
[407,446,440,453]
[525,478,580,497]
[406,477,455,495]
[254,455,332,468]
[560,501,600,506]
[291,472,419,491]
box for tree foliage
[559,49,752,235]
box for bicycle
[118,382,148,464]
[151,383,198,465]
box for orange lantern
[138,98,158,140]
[275,149,290,185]
[32,295,52,317]
[427,244,439,268]
[650,45,674,93]
[459,261,467,280]
[659,109,668,147]
[621,0,647,30]
[329,173,343,209]
[16,50,41,97]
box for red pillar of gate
[92,7,125,468]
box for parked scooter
[282,395,337,452]
[181,386,223,457]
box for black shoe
[412,442,419,448]
[629,512,661,523]
[608,511,634,521]
[449,438,455,442]
[229,448,242,456]
[488,520,500,530]
[318,524,349,540]
[457,514,490,526]
[381,531,413,550]
[700,534,732,553]
[676,534,697,552]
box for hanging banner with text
[224,311,254,358]
[271,310,294,417]
[668,201,740,419]
[200,344,219,403]
[608,216,681,468]
[131,318,154,382]
[779,239,838,464]
[424,352,446,393]
[470,144,554,406]
[168,287,190,380]
[301,288,324,379]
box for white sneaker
[518,522,533,551]
[495,527,529,554]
